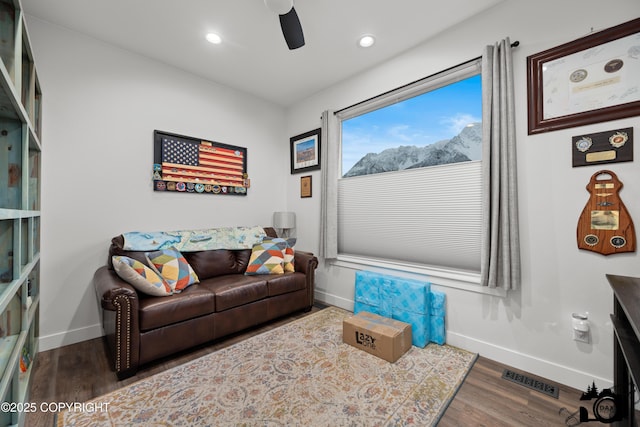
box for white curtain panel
[319,110,339,260]
[480,38,521,290]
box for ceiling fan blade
[279,6,305,50]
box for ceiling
[21,0,503,107]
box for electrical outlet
[573,329,590,343]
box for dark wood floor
[26,306,607,426]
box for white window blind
[337,160,481,272]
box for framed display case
[527,18,640,134]
[152,130,249,196]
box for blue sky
[342,74,482,173]
[296,138,315,152]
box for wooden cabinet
[606,274,640,427]
[0,0,41,425]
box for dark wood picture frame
[290,128,321,174]
[300,175,312,198]
[527,17,640,135]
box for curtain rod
[334,40,520,115]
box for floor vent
[501,369,559,399]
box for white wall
[26,18,290,350]
[285,0,640,390]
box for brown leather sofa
[93,227,318,379]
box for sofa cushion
[245,239,287,275]
[266,273,305,297]
[112,256,173,297]
[199,275,268,311]
[138,285,216,331]
[183,249,251,279]
[145,247,199,292]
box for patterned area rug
[57,307,477,426]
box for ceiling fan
[264,0,305,50]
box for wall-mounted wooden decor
[152,130,249,196]
[572,127,633,167]
[577,170,635,255]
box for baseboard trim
[38,323,103,352]
[314,290,354,312]
[446,331,612,391]
[314,293,611,391]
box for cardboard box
[343,311,412,363]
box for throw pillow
[112,255,173,297]
[283,239,296,273]
[245,239,288,275]
[267,237,296,273]
[145,247,199,292]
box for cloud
[387,125,412,142]
[440,113,481,136]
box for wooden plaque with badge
[572,127,633,167]
[577,170,635,255]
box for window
[336,60,482,274]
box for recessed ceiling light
[264,0,293,15]
[358,35,375,48]
[206,33,222,44]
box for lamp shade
[273,211,296,229]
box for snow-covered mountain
[343,122,482,177]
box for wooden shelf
[0,1,41,425]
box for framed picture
[527,17,640,135]
[290,128,321,174]
[300,175,312,198]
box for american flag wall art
[152,130,249,195]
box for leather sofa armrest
[93,265,140,379]
[294,250,318,275]
[294,251,318,308]
[94,265,139,312]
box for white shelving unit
[0,0,41,425]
